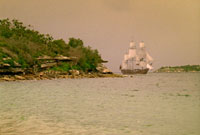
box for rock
[102,68,112,74]
[54,55,72,61]
[37,55,76,61]
[38,72,44,76]
[14,61,21,67]
[36,55,53,60]
[0,68,24,74]
[2,57,11,61]
[14,75,25,80]
[24,75,36,80]
[69,70,80,76]
[96,64,113,74]
[11,68,24,73]
[2,63,10,67]
[1,76,15,81]
[40,62,57,68]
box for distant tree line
[158,65,200,72]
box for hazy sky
[0,0,199,72]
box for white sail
[137,47,146,61]
[124,53,129,61]
[121,41,153,71]
[139,42,145,48]
[121,51,130,69]
[128,41,137,59]
[147,63,153,69]
[146,52,153,64]
[137,42,154,69]
[139,61,146,68]
[121,60,128,69]
[128,49,137,59]
[129,41,135,49]
[138,42,146,56]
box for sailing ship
[120,41,153,74]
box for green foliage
[51,39,69,55]
[158,65,200,72]
[17,56,29,68]
[0,41,8,47]
[0,50,8,59]
[4,59,15,66]
[50,63,81,72]
[77,47,101,71]
[68,38,83,48]
[0,19,13,38]
[51,63,71,72]
[0,18,103,72]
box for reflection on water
[0,73,200,135]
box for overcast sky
[0,0,199,72]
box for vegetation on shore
[155,65,200,73]
[0,19,117,81]
[0,19,104,72]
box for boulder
[54,55,72,61]
[11,68,24,73]
[36,55,53,60]
[2,57,11,61]
[2,63,10,67]
[69,69,80,76]
[14,75,25,80]
[37,55,76,61]
[38,72,44,76]
[0,68,24,74]
[96,64,113,74]
[40,62,57,68]
[14,61,21,67]
[1,76,15,81]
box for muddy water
[0,73,200,135]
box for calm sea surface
[0,73,200,135]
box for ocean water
[0,73,200,135]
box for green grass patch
[177,93,190,97]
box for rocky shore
[0,71,123,82]
[1,19,122,81]
[0,55,123,81]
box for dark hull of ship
[121,68,149,75]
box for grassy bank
[155,65,200,73]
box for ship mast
[137,41,154,69]
[128,41,137,70]
[120,41,154,74]
[121,41,153,70]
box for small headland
[155,65,200,73]
[0,19,122,81]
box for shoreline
[154,71,200,73]
[154,65,200,73]
[0,72,123,82]
[1,71,199,82]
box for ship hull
[121,68,149,75]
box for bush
[0,18,103,72]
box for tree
[0,19,12,38]
[68,38,83,48]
